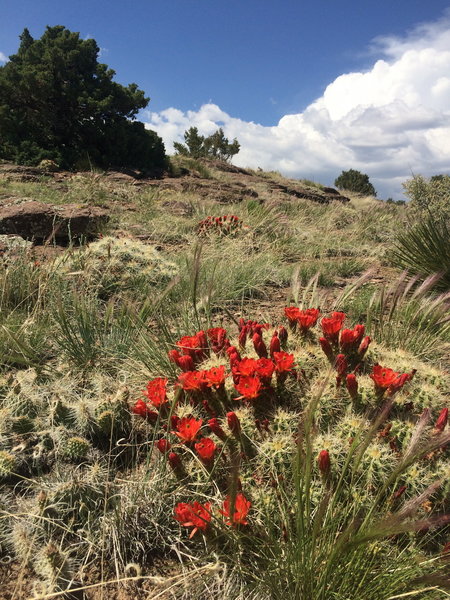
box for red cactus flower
[370,365,413,394]
[156,438,171,453]
[227,411,241,435]
[177,355,196,372]
[132,399,150,418]
[168,349,181,364]
[255,358,275,379]
[220,493,251,526]
[284,306,301,327]
[235,357,258,376]
[173,417,203,442]
[238,325,249,349]
[143,377,168,408]
[195,437,217,462]
[208,417,227,440]
[434,408,448,432]
[318,450,331,475]
[204,365,227,388]
[273,351,295,373]
[235,376,263,400]
[345,373,358,398]
[269,332,281,357]
[321,312,346,342]
[176,332,208,362]
[340,324,365,349]
[297,308,320,332]
[207,327,229,354]
[178,370,206,392]
[174,501,212,538]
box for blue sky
[2,1,450,197]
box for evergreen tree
[0,26,166,174]
[334,169,377,196]
[174,126,240,162]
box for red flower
[434,408,448,432]
[132,399,158,422]
[227,411,241,435]
[220,493,251,526]
[208,417,227,440]
[178,370,206,392]
[318,450,331,475]
[235,357,258,376]
[370,365,400,390]
[273,351,295,373]
[297,308,320,332]
[235,376,263,400]
[174,501,212,538]
[207,327,229,354]
[370,365,413,394]
[284,306,301,327]
[176,332,208,362]
[143,377,168,408]
[195,437,217,462]
[255,358,275,379]
[204,365,227,388]
[132,398,150,418]
[173,417,203,442]
[321,312,346,342]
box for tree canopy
[173,126,240,162]
[334,169,377,197]
[0,26,166,174]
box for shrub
[403,174,450,220]
[335,169,377,196]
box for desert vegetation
[0,25,449,600]
[0,157,448,600]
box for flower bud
[434,407,448,433]
[318,450,330,475]
[345,373,358,399]
[227,411,241,435]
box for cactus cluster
[59,235,178,295]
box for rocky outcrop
[0,201,109,242]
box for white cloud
[0,52,8,63]
[145,14,450,198]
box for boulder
[0,201,109,242]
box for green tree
[334,169,377,196]
[0,26,166,174]
[174,126,240,162]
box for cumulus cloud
[145,14,450,198]
[0,52,8,63]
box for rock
[0,201,109,242]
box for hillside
[0,158,449,599]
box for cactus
[10,521,39,565]
[61,436,91,462]
[59,236,178,295]
[34,542,75,592]
[0,451,17,479]
[11,415,35,434]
